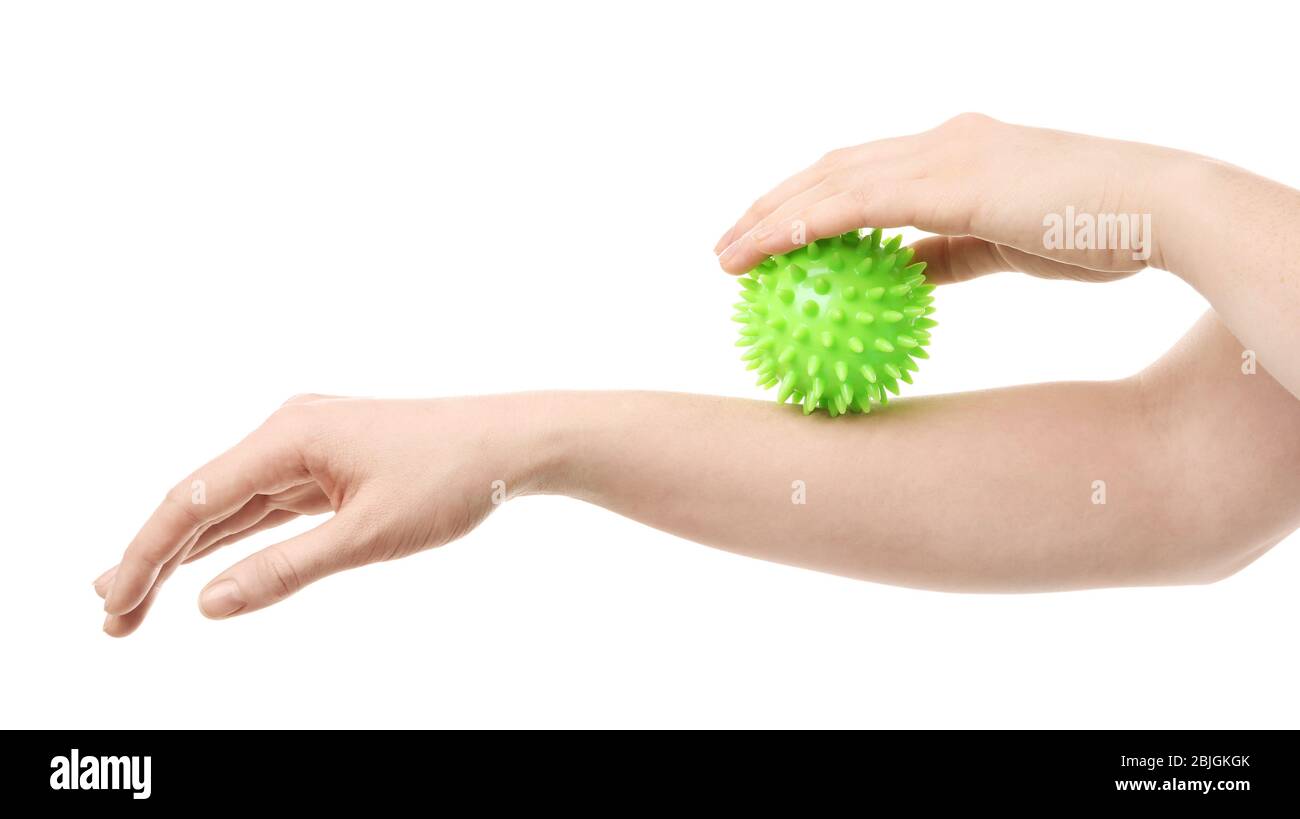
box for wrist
[493,390,589,498]
[504,390,657,502]
[1147,151,1234,283]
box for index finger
[103,422,309,616]
[714,159,830,253]
[714,136,921,254]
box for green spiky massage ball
[735,229,936,416]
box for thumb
[907,235,1009,285]
[198,515,363,619]
[910,235,1119,285]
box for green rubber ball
[735,229,936,416]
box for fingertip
[718,253,751,276]
[104,598,139,617]
[905,235,999,285]
[725,229,797,274]
[713,227,737,254]
[102,572,125,612]
[102,613,132,638]
[199,578,246,619]
[103,564,156,616]
[716,254,746,275]
[717,239,741,272]
[901,238,946,284]
[92,566,118,598]
[103,585,163,637]
[103,593,130,616]
[718,236,763,275]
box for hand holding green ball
[735,229,936,416]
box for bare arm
[95,313,1300,635]
[545,312,1300,591]
[94,116,1300,635]
[1160,164,1300,399]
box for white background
[2,1,1296,729]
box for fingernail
[714,229,736,254]
[93,566,117,594]
[200,579,245,618]
[102,614,115,636]
[719,240,741,266]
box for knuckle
[942,112,999,135]
[163,484,205,526]
[265,400,316,433]
[745,193,775,219]
[819,147,848,167]
[255,546,302,601]
[749,220,784,252]
[847,184,873,216]
[282,392,326,407]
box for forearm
[520,316,1300,592]
[522,391,1189,591]
[1157,158,1300,399]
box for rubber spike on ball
[733,229,935,416]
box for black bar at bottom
[1,729,1286,808]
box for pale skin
[95,114,1300,636]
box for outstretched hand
[94,394,547,636]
